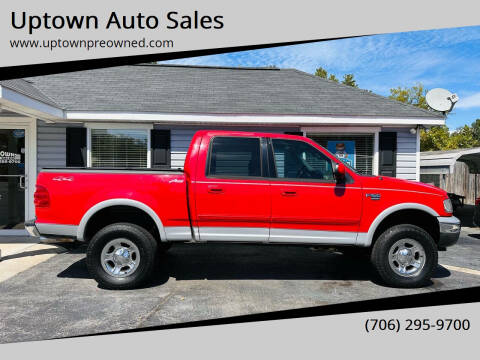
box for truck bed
[34,167,190,238]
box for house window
[90,129,149,168]
[308,133,375,175]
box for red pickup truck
[26,130,460,289]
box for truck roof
[192,130,306,141]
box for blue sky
[161,26,480,130]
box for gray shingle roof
[14,64,443,119]
[0,79,61,108]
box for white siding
[37,121,66,172]
[35,123,419,178]
[171,129,197,169]
[383,127,417,180]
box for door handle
[208,186,224,194]
[0,175,26,189]
[19,175,26,190]
[281,191,297,196]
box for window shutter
[379,132,397,177]
[66,127,87,167]
[151,130,171,168]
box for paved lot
[1,226,480,344]
[0,238,65,283]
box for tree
[447,125,479,149]
[328,74,339,83]
[314,67,328,78]
[420,126,450,151]
[420,122,480,151]
[388,83,429,110]
[471,119,480,141]
[389,83,444,151]
[314,67,354,85]
[341,74,358,88]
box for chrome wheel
[388,238,426,277]
[100,238,140,278]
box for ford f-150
[26,130,461,289]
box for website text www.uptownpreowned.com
[10,37,174,51]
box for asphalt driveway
[1,227,480,343]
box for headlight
[443,198,453,213]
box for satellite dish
[426,88,459,113]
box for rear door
[268,138,362,244]
[194,135,270,242]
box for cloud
[162,27,480,91]
[456,92,480,109]
[162,26,479,68]
[160,26,480,127]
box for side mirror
[335,163,346,183]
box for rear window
[207,137,261,177]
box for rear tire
[371,224,437,288]
[86,223,158,290]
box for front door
[269,138,362,244]
[0,129,26,229]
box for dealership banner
[0,0,479,69]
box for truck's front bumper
[437,216,461,248]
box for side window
[272,139,334,181]
[207,137,261,177]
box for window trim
[205,135,264,180]
[268,138,337,184]
[86,124,152,168]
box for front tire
[86,223,158,290]
[371,224,438,288]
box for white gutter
[65,111,445,126]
